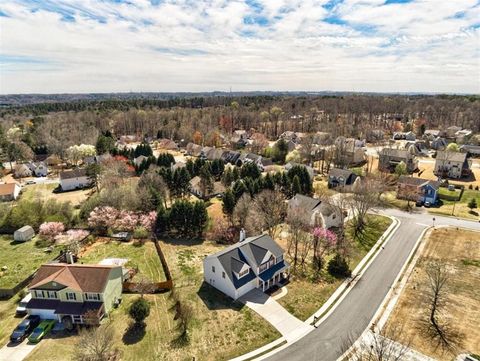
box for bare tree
[233,193,252,229]
[421,262,460,352]
[350,178,381,236]
[285,206,311,273]
[246,189,286,238]
[342,324,410,361]
[74,323,118,361]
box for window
[66,292,77,301]
[238,268,249,278]
[85,293,100,301]
[212,266,215,273]
[46,291,57,299]
[34,290,45,298]
[222,272,225,279]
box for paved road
[240,289,313,342]
[265,209,480,361]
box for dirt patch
[386,227,480,360]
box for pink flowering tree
[88,207,157,235]
[312,227,338,271]
[55,229,90,245]
[138,211,157,232]
[39,222,65,241]
[88,206,119,235]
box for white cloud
[0,0,478,94]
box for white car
[25,180,36,185]
[16,293,32,316]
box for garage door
[29,308,57,320]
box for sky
[0,0,479,94]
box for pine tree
[292,175,302,196]
[222,189,236,217]
[467,198,477,212]
[232,180,247,200]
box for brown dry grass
[386,227,480,360]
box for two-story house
[328,168,357,189]
[378,148,418,173]
[396,176,440,204]
[334,137,367,166]
[26,263,123,325]
[287,194,342,229]
[59,168,91,191]
[203,234,290,300]
[434,151,471,179]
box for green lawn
[437,186,462,200]
[0,235,63,288]
[28,238,280,361]
[278,214,392,321]
[79,239,166,282]
[429,188,480,220]
[0,295,25,346]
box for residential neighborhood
[1,1,480,360]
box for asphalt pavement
[264,209,480,361]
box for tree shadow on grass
[122,322,146,345]
[197,282,244,311]
[159,235,204,247]
[353,217,385,251]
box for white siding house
[60,168,91,191]
[203,234,289,300]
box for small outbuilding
[14,225,35,242]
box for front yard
[21,183,91,206]
[386,227,480,360]
[278,214,392,321]
[0,235,63,288]
[25,238,280,361]
[429,188,480,220]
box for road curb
[232,215,400,361]
[337,224,432,361]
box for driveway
[239,289,314,342]
[0,340,38,361]
[263,209,480,361]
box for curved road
[265,209,480,361]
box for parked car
[424,201,432,208]
[10,315,41,343]
[15,293,32,316]
[28,320,56,344]
[25,180,36,185]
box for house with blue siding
[397,176,441,204]
[203,234,289,300]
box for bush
[327,254,352,278]
[133,226,149,239]
[129,297,150,323]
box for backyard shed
[14,225,35,242]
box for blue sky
[0,0,479,94]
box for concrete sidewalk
[239,289,313,342]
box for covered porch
[257,261,290,292]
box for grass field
[429,188,480,220]
[78,239,166,282]
[27,238,280,361]
[278,214,392,321]
[386,227,480,360]
[0,296,25,347]
[21,183,91,206]
[0,235,63,288]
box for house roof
[29,263,119,293]
[329,168,354,179]
[379,148,409,158]
[207,234,285,289]
[398,176,441,190]
[60,168,87,180]
[0,183,18,196]
[15,225,34,233]
[26,299,103,316]
[289,194,321,212]
[435,151,467,163]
